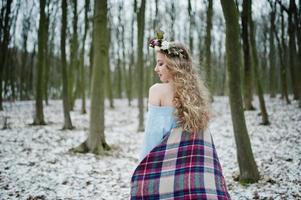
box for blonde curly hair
[158,42,212,132]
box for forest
[0,0,300,199]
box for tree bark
[249,7,270,125]
[71,0,110,154]
[169,2,176,41]
[268,0,276,97]
[0,0,13,110]
[220,0,260,183]
[188,0,194,54]
[205,0,213,98]
[242,0,255,110]
[69,0,79,110]
[33,0,47,125]
[137,0,146,132]
[297,0,301,107]
[287,0,299,100]
[20,10,31,100]
[274,7,290,104]
[127,0,137,107]
[79,0,90,114]
[44,2,50,105]
[61,0,73,129]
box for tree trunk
[269,1,276,98]
[249,9,270,125]
[242,0,255,110]
[169,2,176,41]
[69,0,79,110]
[71,0,110,154]
[80,0,90,114]
[297,0,301,107]
[274,8,290,104]
[61,0,73,129]
[0,0,13,110]
[137,0,146,132]
[205,0,213,98]
[127,0,137,107]
[33,0,47,125]
[44,4,50,105]
[220,0,260,183]
[287,0,299,100]
[20,13,31,100]
[188,0,194,54]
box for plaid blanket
[131,127,231,200]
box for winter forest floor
[0,96,300,200]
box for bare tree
[274,4,291,104]
[249,0,270,125]
[0,0,13,110]
[137,0,146,132]
[242,0,255,110]
[204,0,213,98]
[61,0,73,129]
[220,0,260,183]
[33,0,47,125]
[71,0,110,154]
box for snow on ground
[0,96,300,200]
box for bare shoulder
[148,83,162,106]
[148,83,173,106]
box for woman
[131,31,230,200]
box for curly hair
[158,42,212,132]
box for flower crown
[148,31,186,59]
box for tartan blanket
[130,127,231,200]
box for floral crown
[148,31,186,59]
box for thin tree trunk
[80,0,90,114]
[274,8,290,104]
[249,9,270,125]
[33,0,47,125]
[297,0,301,107]
[44,3,50,105]
[20,14,30,100]
[127,0,137,107]
[71,0,110,154]
[220,0,260,183]
[137,0,146,132]
[69,0,79,110]
[287,0,299,100]
[0,0,13,110]
[205,0,213,98]
[242,0,255,110]
[61,0,73,129]
[188,0,193,54]
[169,2,176,41]
[268,0,276,97]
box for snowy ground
[0,96,300,200]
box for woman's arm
[138,84,165,161]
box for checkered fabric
[130,127,231,200]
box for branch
[275,0,289,13]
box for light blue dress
[139,104,179,161]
